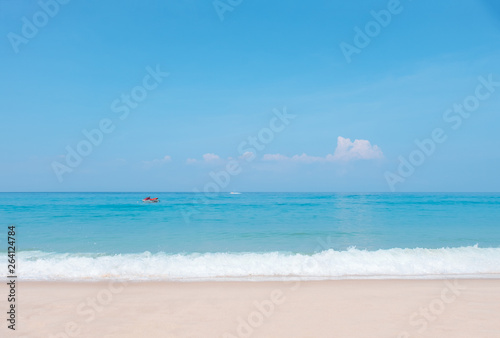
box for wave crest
[14,246,500,281]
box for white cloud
[202,153,221,162]
[262,153,290,161]
[290,153,325,163]
[142,155,172,168]
[261,136,383,163]
[331,136,383,161]
[185,153,223,164]
[239,151,255,160]
[183,137,382,167]
[263,153,325,163]
[185,151,256,165]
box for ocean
[1,192,500,281]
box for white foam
[12,245,500,281]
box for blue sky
[1,0,499,192]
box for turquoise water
[1,192,500,280]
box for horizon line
[1,191,499,194]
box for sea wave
[11,245,500,281]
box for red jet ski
[143,197,159,203]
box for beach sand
[1,279,499,337]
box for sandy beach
[1,279,499,337]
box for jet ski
[143,197,159,203]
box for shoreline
[4,272,500,283]
[15,245,500,281]
[2,279,499,337]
